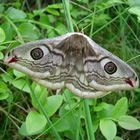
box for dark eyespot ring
[30,48,44,60]
[104,61,117,74]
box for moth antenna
[56,89,62,95]
[81,29,85,34]
[73,21,79,32]
[82,26,87,34]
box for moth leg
[56,89,63,95]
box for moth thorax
[67,34,88,50]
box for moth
[4,32,139,98]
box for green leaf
[45,4,62,16]
[107,0,124,5]
[33,9,45,16]
[47,4,62,9]
[114,136,124,140]
[55,105,79,137]
[0,51,4,59]
[118,115,140,130]
[0,27,6,42]
[100,119,117,140]
[1,72,13,83]
[111,97,128,119]
[77,0,89,3]
[30,83,48,112]
[128,0,140,6]
[55,22,67,35]
[0,92,9,100]
[19,122,28,136]
[137,16,140,22]
[94,13,110,27]
[55,117,71,132]
[19,112,47,136]
[13,69,26,78]
[39,14,50,25]
[18,23,40,41]
[0,4,4,13]
[26,111,47,135]
[96,103,114,119]
[31,83,63,117]
[46,8,60,16]
[0,81,10,100]
[1,22,15,40]
[46,95,63,117]
[12,79,31,93]
[94,102,111,112]
[6,7,27,20]
[128,6,140,17]
[0,46,6,51]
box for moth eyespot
[104,61,117,74]
[30,48,44,60]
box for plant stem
[62,0,74,32]
[62,0,95,140]
[27,80,62,140]
[36,0,41,9]
[84,99,95,140]
[35,99,83,140]
[4,15,24,44]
